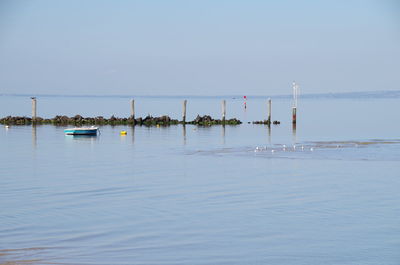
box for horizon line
[1,89,400,99]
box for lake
[1,92,400,265]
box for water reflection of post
[130,126,135,144]
[267,124,271,145]
[221,124,226,145]
[292,122,297,144]
[32,125,37,149]
[182,124,186,145]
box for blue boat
[64,127,99,136]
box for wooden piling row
[5,92,301,127]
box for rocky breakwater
[0,114,242,126]
[187,115,242,125]
[0,115,178,126]
[135,115,179,126]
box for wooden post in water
[292,107,297,124]
[267,98,271,125]
[31,97,37,121]
[182,99,187,123]
[221,100,226,123]
[292,81,298,124]
[130,99,136,125]
[130,99,135,119]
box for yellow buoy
[120,131,127,135]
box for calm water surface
[1,94,400,264]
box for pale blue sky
[0,0,399,96]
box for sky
[0,0,399,96]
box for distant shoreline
[1,90,400,99]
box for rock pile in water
[186,115,242,125]
[0,114,242,126]
[252,120,281,125]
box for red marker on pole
[244,96,247,109]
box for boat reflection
[65,134,98,142]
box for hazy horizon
[2,89,400,100]
[1,0,399,96]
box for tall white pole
[292,81,298,124]
[221,100,226,122]
[292,81,298,108]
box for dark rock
[252,119,280,125]
[74,115,83,121]
[188,115,241,125]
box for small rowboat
[64,127,99,136]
